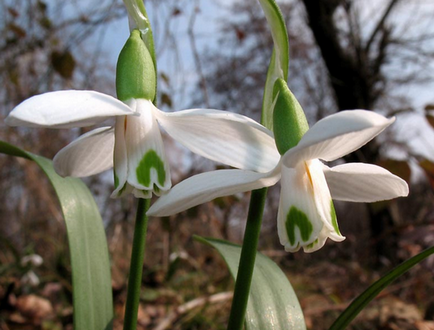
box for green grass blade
[0,141,113,330]
[195,236,306,330]
[329,246,434,330]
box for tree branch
[188,0,210,107]
[364,0,399,53]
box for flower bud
[116,29,156,102]
[272,78,309,155]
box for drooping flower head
[112,28,167,198]
[5,29,279,199]
[147,79,409,252]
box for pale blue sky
[40,0,434,165]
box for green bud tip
[116,29,156,102]
[272,78,309,155]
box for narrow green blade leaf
[329,246,434,330]
[258,0,290,129]
[195,236,305,330]
[0,141,113,330]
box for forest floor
[1,240,434,330]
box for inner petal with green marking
[113,168,127,195]
[285,206,313,246]
[136,149,166,187]
[306,239,319,250]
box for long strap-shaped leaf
[258,0,290,130]
[329,245,434,330]
[0,141,113,330]
[196,236,306,330]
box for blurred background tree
[192,0,434,264]
[1,0,434,329]
[0,0,126,244]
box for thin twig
[364,0,399,53]
[188,0,210,107]
[153,292,233,330]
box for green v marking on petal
[306,239,319,250]
[286,206,313,245]
[113,170,127,195]
[136,150,166,187]
[330,200,341,235]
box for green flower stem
[227,187,268,330]
[123,198,151,330]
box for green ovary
[286,206,313,245]
[136,150,166,187]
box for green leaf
[258,0,290,129]
[329,246,434,330]
[0,141,113,330]
[195,236,305,330]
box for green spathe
[136,149,166,187]
[286,206,313,246]
[273,78,309,155]
[123,0,156,70]
[116,29,156,102]
[258,0,290,130]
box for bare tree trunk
[301,0,400,264]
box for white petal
[283,110,394,167]
[132,188,152,199]
[277,164,323,252]
[154,108,280,173]
[302,227,332,253]
[125,99,171,195]
[323,163,409,202]
[5,90,135,128]
[147,167,281,217]
[307,160,345,242]
[277,160,343,253]
[112,116,129,197]
[53,127,114,177]
[112,182,134,199]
